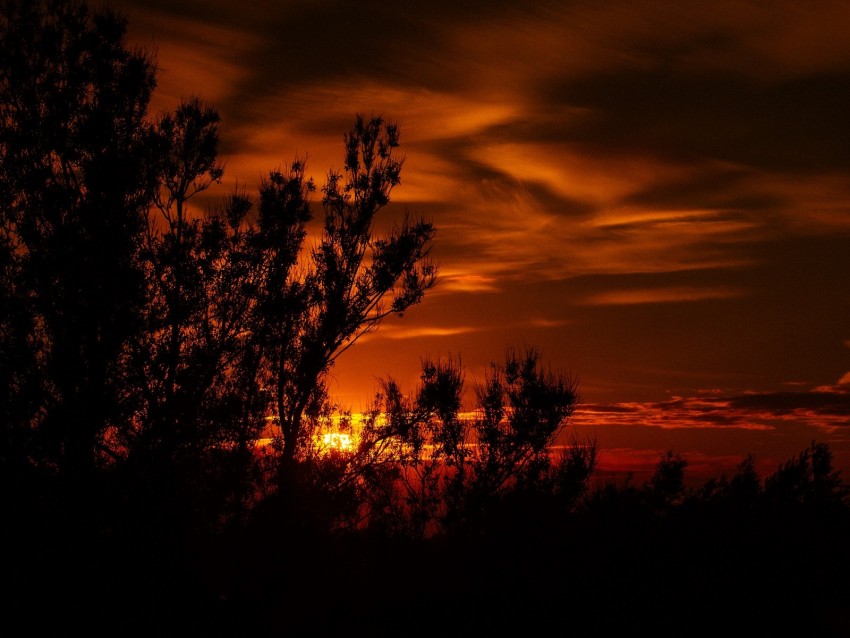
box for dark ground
[10,499,848,637]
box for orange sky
[111,0,850,483]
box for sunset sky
[112,0,850,481]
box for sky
[111,0,850,483]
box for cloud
[417,153,768,282]
[579,285,745,305]
[118,6,264,112]
[368,325,478,341]
[434,272,500,294]
[727,390,850,416]
[574,385,850,432]
[119,0,850,297]
[528,318,570,328]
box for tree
[147,96,226,418]
[726,453,762,505]
[0,0,158,486]
[256,115,438,478]
[330,348,581,537]
[471,347,579,494]
[551,430,598,509]
[647,450,688,508]
[764,440,849,511]
[122,97,269,532]
[0,0,449,618]
[0,1,176,622]
[362,356,468,537]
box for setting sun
[318,431,356,453]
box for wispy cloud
[579,285,745,306]
[122,8,263,112]
[528,318,570,328]
[367,325,479,341]
[574,385,850,432]
[433,271,500,294]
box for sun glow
[319,431,356,453]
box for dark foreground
[8,495,850,637]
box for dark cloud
[583,385,850,429]
[621,164,789,212]
[581,404,642,414]
[165,0,542,127]
[546,70,850,171]
[727,389,850,417]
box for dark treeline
[2,1,849,635]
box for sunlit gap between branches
[256,409,589,459]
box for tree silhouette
[1,0,439,541]
[332,348,584,537]
[0,0,157,486]
[551,430,598,509]
[647,449,688,508]
[255,115,437,478]
[121,97,269,534]
[0,0,170,624]
[363,356,469,537]
[764,440,849,511]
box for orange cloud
[366,325,478,341]
[580,285,745,306]
[470,142,702,206]
[753,172,850,232]
[573,385,850,433]
[121,8,263,112]
[671,1,850,79]
[442,191,761,283]
[528,318,570,328]
[434,272,500,294]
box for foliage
[0,0,158,485]
[0,0,437,543]
[328,348,586,538]
[647,449,688,507]
[764,440,849,510]
[257,115,437,473]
